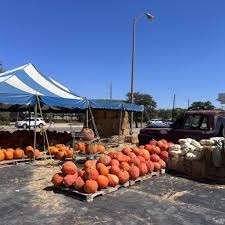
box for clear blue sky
[1,0,225,109]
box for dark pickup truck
[138,110,225,144]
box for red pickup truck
[138,110,225,144]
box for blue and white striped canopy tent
[0,63,144,112]
[0,63,87,110]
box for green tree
[190,101,215,110]
[0,112,10,125]
[126,92,157,127]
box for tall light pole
[130,12,154,134]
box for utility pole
[110,82,112,101]
[172,94,176,122]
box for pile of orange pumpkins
[74,143,105,154]
[0,146,42,161]
[48,144,74,160]
[51,139,170,194]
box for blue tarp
[88,100,144,112]
[0,63,144,112]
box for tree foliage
[190,101,215,110]
[126,92,157,126]
[126,92,157,110]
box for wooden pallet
[0,154,55,167]
[55,181,129,202]
[0,158,31,166]
[129,169,165,186]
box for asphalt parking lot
[1,162,225,225]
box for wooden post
[86,109,88,128]
[118,110,123,146]
[33,100,37,162]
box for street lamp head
[144,13,155,21]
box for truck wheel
[23,124,28,129]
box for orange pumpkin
[150,154,160,162]
[48,146,59,155]
[84,160,97,169]
[117,171,129,184]
[138,163,148,176]
[110,159,120,167]
[98,155,111,166]
[142,149,150,161]
[97,164,109,176]
[153,162,161,171]
[73,177,85,191]
[83,168,99,180]
[26,149,41,159]
[84,180,98,193]
[4,149,14,160]
[25,146,33,155]
[97,175,109,189]
[65,149,74,158]
[74,143,87,153]
[0,150,5,161]
[129,157,141,166]
[63,173,78,187]
[55,150,67,160]
[122,147,132,156]
[61,161,77,175]
[89,144,99,154]
[159,151,169,161]
[51,173,64,186]
[81,128,95,141]
[149,140,157,145]
[120,162,130,171]
[109,165,121,176]
[98,144,105,153]
[128,166,140,180]
[13,148,24,159]
[107,174,119,187]
[146,161,154,173]
[137,156,146,163]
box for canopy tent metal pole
[118,110,123,146]
[33,99,37,162]
[85,109,88,128]
[141,111,144,129]
[28,105,31,131]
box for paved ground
[1,162,225,225]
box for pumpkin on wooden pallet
[13,148,25,159]
[48,146,59,155]
[4,148,14,160]
[55,150,67,160]
[25,146,34,155]
[0,149,5,161]
[65,149,74,158]
[26,149,41,159]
